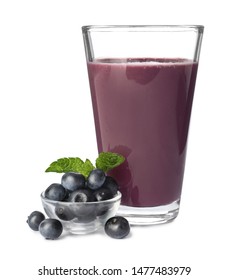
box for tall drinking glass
[82,25,204,225]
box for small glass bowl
[41,191,121,234]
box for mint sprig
[45,158,94,177]
[96,152,125,173]
[76,159,95,177]
[45,152,125,176]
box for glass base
[117,199,180,225]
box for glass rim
[82,25,204,33]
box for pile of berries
[45,169,118,202]
[27,169,130,239]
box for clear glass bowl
[41,191,121,234]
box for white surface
[0,1,228,279]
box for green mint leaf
[96,152,125,173]
[76,159,95,178]
[45,157,94,177]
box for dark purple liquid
[87,58,198,207]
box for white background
[0,0,228,279]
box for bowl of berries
[41,169,122,234]
[27,153,130,239]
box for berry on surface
[27,211,45,231]
[39,218,63,239]
[105,216,130,239]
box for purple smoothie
[87,58,198,207]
